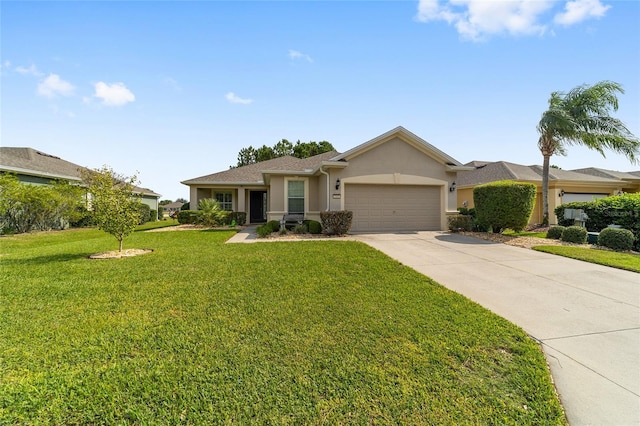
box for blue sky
[2,0,639,200]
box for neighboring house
[181,126,471,232]
[456,161,639,225]
[161,201,184,217]
[0,147,161,212]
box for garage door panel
[345,184,441,232]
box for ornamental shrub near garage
[473,181,536,233]
[546,226,565,239]
[560,226,587,244]
[448,215,473,232]
[598,227,636,252]
[320,210,353,235]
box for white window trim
[284,177,309,215]
[214,192,233,211]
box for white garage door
[345,184,441,232]
[562,193,609,203]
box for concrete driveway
[353,231,640,426]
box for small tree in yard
[83,166,142,253]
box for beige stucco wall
[328,137,457,214]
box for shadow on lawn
[435,234,499,245]
[1,252,95,266]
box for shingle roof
[0,147,160,197]
[457,161,622,187]
[181,150,340,184]
[0,147,84,180]
[571,167,640,181]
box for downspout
[319,166,331,211]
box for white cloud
[94,81,135,106]
[37,74,75,97]
[225,92,253,105]
[416,0,609,41]
[16,64,43,76]
[289,49,313,63]
[3,60,11,69]
[554,0,610,25]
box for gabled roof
[331,126,470,170]
[0,147,160,197]
[0,147,84,181]
[457,161,622,187]
[181,151,340,185]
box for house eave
[0,165,82,182]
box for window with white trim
[215,193,233,211]
[287,181,305,214]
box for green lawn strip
[135,219,180,231]
[502,230,547,238]
[1,229,565,424]
[533,245,640,273]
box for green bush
[473,181,536,233]
[197,199,229,227]
[560,226,587,244]
[256,224,272,238]
[157,206,164,220]
[180,202,190,211]
[448,215,473,232]
[177,210,201,224]
[304,220,322,234]
[598,227,636,252]
[227,211,247,226]
[546,226,565,240]
[320,211,353,235]
[555,193,640,250]
[267,220,281,232]
[137,204,151,225]
[293,224,307,234]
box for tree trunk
[542,154,550,225]
[119,238,123,253]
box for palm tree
[537,81,639,224]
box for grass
[0,228,566,424]
[533,245,640,273]
[502,230,547,238]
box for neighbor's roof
[0,147,160,197]
[457,161,622,187]
[181,151,340,185]
[0,147,85,181]
[571,167,640,182]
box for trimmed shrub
[293,224,307,234]
[267,220,281,232]
[177,210,201,224]
[256,224,272,238]
[473,181,536,233]
[227,211,247,226]
[560,226,587,244]
[138,203,151,225]
[555,193,640,250]
[448,215,473,232]
[320,211,353,235]
[546,226,565,240]
[157,206,164,220]
[598,228,636,252]
[304,220,322,234]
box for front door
[249,191,267,223]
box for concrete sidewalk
[352,231,640,426]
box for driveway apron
[353,231,640,426]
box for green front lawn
[0,229,565,424]
[533,245,640,273]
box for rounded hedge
[560,226,587,244]
[597,227,636,252]
[473,180,536,233]
[546,226,565,240]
